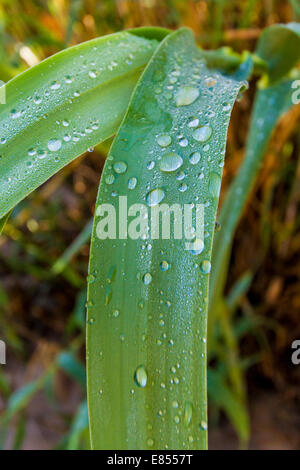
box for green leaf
[52,219,93,274]
[57,351,86,388]
[0,370,53,448]
[207,369,250,445]
[290,0,300,20]
[209,77,299,338]
[66,401,89,450]
[0,29,167,219]
[256,22,300,83]
[0,211,11,235]
[87,27,244,450]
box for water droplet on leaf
[193,125,212,142]
[157,134,171,147]
[134,365,148,388]
[175,86,199,106]
[200,260,211,274]
[160,152,183,173]
[146,188,165,207]
[48,139,62,152]
[113,161,127,174]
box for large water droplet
[50,81,61,90]
[128,177,137,190]
[143,273,152,285]
[193,125,212,142]
[189,151,201,165]
[188,238,204,255]
[48,139,62,152]
[105,174,115,185]
[188,117,199,128]
[159,152,183,173]
[175,86,199,106]
[156,134,171,147]
[113,161,127,174]
[146,188,165,207]
[200,420,208,431]
[134,365,148,388]
[200,260,211,274]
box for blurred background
[0,0,300,450]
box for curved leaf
[87,27,244,450]
[256,22,300,83]
[0,30,168,219]
[209,77,299,337]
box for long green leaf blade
[209,78,299,327]
[87,28,244,450]
[0,30,165,219]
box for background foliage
[0,0,300,449]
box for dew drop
[65,75,73,84]
[128,177,137,190]
[189,151,201,165]
[176,171,185,181]
[143,273,152,285]
[50,81,61,90]
[159,152,183,173]
[11,109,21,119]
[200,420,208,431]
[157,134,171,147]
[48,139,62,152]
[37,150,47,159]
[188,117,199,128]
[146,188,165,207]
[200,260,211,274]
[134,365,148,388]
[178,182,187,192]
[184,401,193,427]
[28,148,36,157]
[147,161,155,170]
[113,161,127,174]
[178,137,188,147]
[87,273,95,284]
[222,102,231,111]
[175,86,199,106]
[160,260,170,272]
[188,238,204,255]
[89,70,97,79]
[193,125,212,142]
